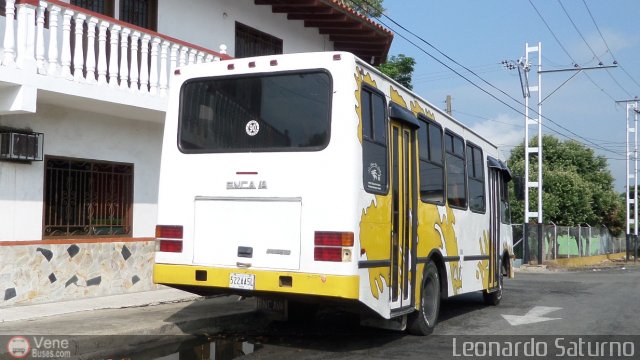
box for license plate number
[229,273,255,290]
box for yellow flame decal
[360,198,393,300]
[476,231,490,289]
[355,67,391,300]
[410,100,436,121]
[390,86,407,108]
[503,242,515,278]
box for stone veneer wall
[0,239,159,307]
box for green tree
[377,54,417,90]
[508,135,625,235]
[342,0,384,17]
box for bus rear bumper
[153,263,360,300]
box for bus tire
[482,259,503,306]
[407,261,440,336]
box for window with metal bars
[70,0,156,30]
[70,0,114,16]
[120,0,157,31]
[235,22,283,58]
[43,156,134,238]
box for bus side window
[417,117,445,204]
[500,174,511,224]
[445,131,467,209]
[466,143,485,213]
[361,87,389,194]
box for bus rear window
[178,71,332,152]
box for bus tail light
[156,225,183,253]
[159,240,183,253]
[314,231,353,246]
[314,231,353,262]
[156,225,183,239]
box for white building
[0,0,392,306]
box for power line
[353,0,625,156]
[557,0,602,64]
[527,0,619,103]
[557,0,633,98]
[582,0,640,92]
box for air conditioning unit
[0,131,44,162]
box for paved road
[224,266,640,359]
[120,265,640,359]
[2,265,639,359]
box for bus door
[389,119,418,312]
[487,165,502,290]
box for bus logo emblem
[227,181,268,190]
[246,120,260,136]
[368,162,382,182]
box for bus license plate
[229,273,255,290]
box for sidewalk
[0,288,259,335]
[0,288,201,323]
[0,289,262,358]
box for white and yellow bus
[153,51,514,335]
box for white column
[139,34,151,93]
[205,54,214,63]
[2,0,16,66]
[96,20,109,85]
[108,24,121,87]
[16,2,37,70]
[72,13,86,82]
[159,40,169,96]
[129,31,140,91]
[85,17,99,83]
[119,27,131,89]
[188,49,197,65]
[149,37,161,95]
[35,1,47,74]
[60,9,74,79]
[197,51,205,64]
[169,43,179,75]
[47,5,60,76]
[178,46,187,67]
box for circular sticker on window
[246,120,260,136]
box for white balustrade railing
[1,0,228,97]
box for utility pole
[617,98,639,262]
[445,95,452,116]
[506,42,543,265]
[525,43,543,265]
[503,43,616,265]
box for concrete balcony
[0,0,228,122]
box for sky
[380,0,640,192]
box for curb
[0,288,201,323]
[0,296,265,359]
[544,252,627,268]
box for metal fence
[512,224,627,262]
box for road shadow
[438,292,487,323]
[95,291,494,359]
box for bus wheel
[482,260,503,306]
[407,261,440,336]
